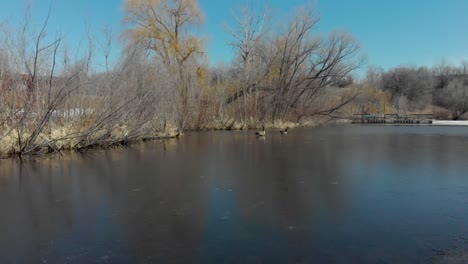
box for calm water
[1,126,468,263]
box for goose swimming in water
[280,127,288,135]
[256,126,266,136]
[175,128,182,139]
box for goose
[175,128,182,139]
[280,127,289,135]
[255,126,266,136]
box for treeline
[0,0,362,158]
[353,63,468,120]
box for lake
[1,125,468,263]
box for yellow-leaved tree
[123,0,204,128]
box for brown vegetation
[352,64,468,119]
[2,0,467,160]
[2,1,467,159]
[0,1,366,159]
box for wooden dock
[352,114,433,124]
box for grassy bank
[0,118,322,159]
[0,123,179,159]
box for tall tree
[227,6,363,122]
[226,4,271,120]
[123,0,204,128]
[124,0,203,68]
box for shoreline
[0,121,314,160]
[3,119,468,161]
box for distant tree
[332,75,354,88]
[436,78,468,120]
[394,95,409,114]
[365,66,383,87]
[461,61,468,75]
[381,66,434,110]
[353,85,391,115]
[432,61,461,89]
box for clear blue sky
[1,0,468,71]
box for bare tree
[123,0,204,129]
[1,2,88,156]
[365,65,383,87]
[266,8,362,121]
[381,66,434,111]
[436,78,468,120]
[226,6,363,123]
[226,4,271,121]
[0,1,371,157]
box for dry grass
[0,114,318,159]
[200,115,314,131]
[156,123,179,138]
[0,130,18,157]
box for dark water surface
[1,126,468,263]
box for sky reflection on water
[1,126,468,263]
